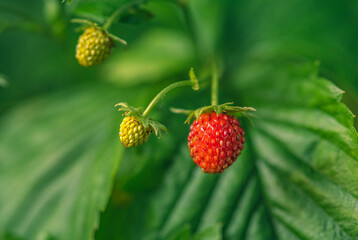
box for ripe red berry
[188,112,245,173]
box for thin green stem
[143,80,197,117]
[211,62,219,106]
[103,0,146,31]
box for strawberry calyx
[71,18,127,46]
[171,102,256,124]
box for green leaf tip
[108,33,127,46]
[115,102,142,116]
[189,68,199,91]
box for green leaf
[96,50,358,240]
[1,232,26,240]
[0,84,126,240]
[234,52,358,239]
[191,224,222,240]
[230,0,358,93]
[167,224,222,240]
[2,1,358,239]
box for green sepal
[146,119,168,138]
[107,32,127,46]
[189,68,199,91]
[171,102,256,124]
[72,18,127,46]
[71,18,99,29]
[115,102,167,138]
[115,102,142,116]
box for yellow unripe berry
[76,27,113,67]
[119,116,152,147]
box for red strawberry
[188,112,245,173]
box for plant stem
[211,62,219,106]
[143,80,197,117]
[103,0,145,31]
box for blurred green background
[1,0,358,240]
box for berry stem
[211,62,219,106]
[143,71,199,117]
[103,0,146,31]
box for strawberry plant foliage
[0,85,129,240]
[97,53,358,240]
[1,53,358,240]
[1,0,358,240]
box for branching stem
[143,79,198,117]
[103,0,146,30]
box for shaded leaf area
[1,232,26,240]
[167,224,223,240]
[231,0,358,92]
[0,2,78,114]
[0,83,150,240]
[96,52,358,240]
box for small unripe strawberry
[76,27,113,67]
[119,116,151,147]
[188,112,245,173]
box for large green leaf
[0,84,137,240]
[96,51,358,240]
